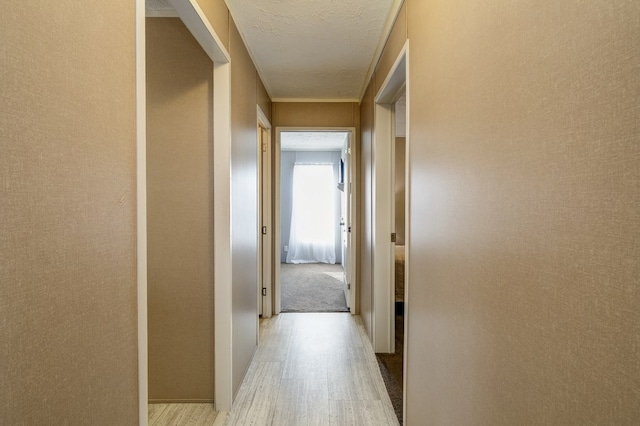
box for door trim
[135,1,148,424]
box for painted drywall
[195,0,229,51]
[257,78,272,123]
[0,2,138,424]
[373,2,407,97]
[146,18,214,402]
[388,0,638,424]
[273,102,359,128]
[229,17,273,396]
[280,151,342,263]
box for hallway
[3,1,639,424]
[225,313,399,425]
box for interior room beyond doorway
[278,131,353,313]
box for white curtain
[286,163,336,264]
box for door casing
[136,0,235,419]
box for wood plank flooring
[225,313,399,426]
[148,403,218,425]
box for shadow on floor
[376,311,404,424]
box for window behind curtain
[286,163,336,264]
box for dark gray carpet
[281,263,349,312]
[376,311,404,424]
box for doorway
[139,0,235,417]
[274,129,357,314]
[375,89,407,424]
[372,40,409,424]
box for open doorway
[140,0,236,415]
[376,90,406,424]
[145,14,214,404]
[258,109,272,318]
[274,129,356,313]
[370,41,408,424]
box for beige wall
[185,4,273,401]
[272,101,361,314]
[0,2,138,424]
[229,17,273,396]
[373,2,407,96]
[272,102,359,128]
[196,0,229,52]
[399,0,640,424]
[146,18,214,402]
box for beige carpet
[280,263,349,312]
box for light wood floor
[225,313,400,426]
[148,403,218,425]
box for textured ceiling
[281,132,348,151]
[226,0,399,101]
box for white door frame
[136,0,235,420]
[257,107,273,318]
[274,127,358,315]
[372,41,409,354]
[212,57,233,413]
[135,1,148,424]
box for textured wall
[0,2,138,424]
[196,0,229,51]
[373,2,407,96]
[230,17,261,396]
[359,82,375,337]
[405,0,640,424]
[257,78,272,123]
[146,18,214,402]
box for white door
[342,135,354,311]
